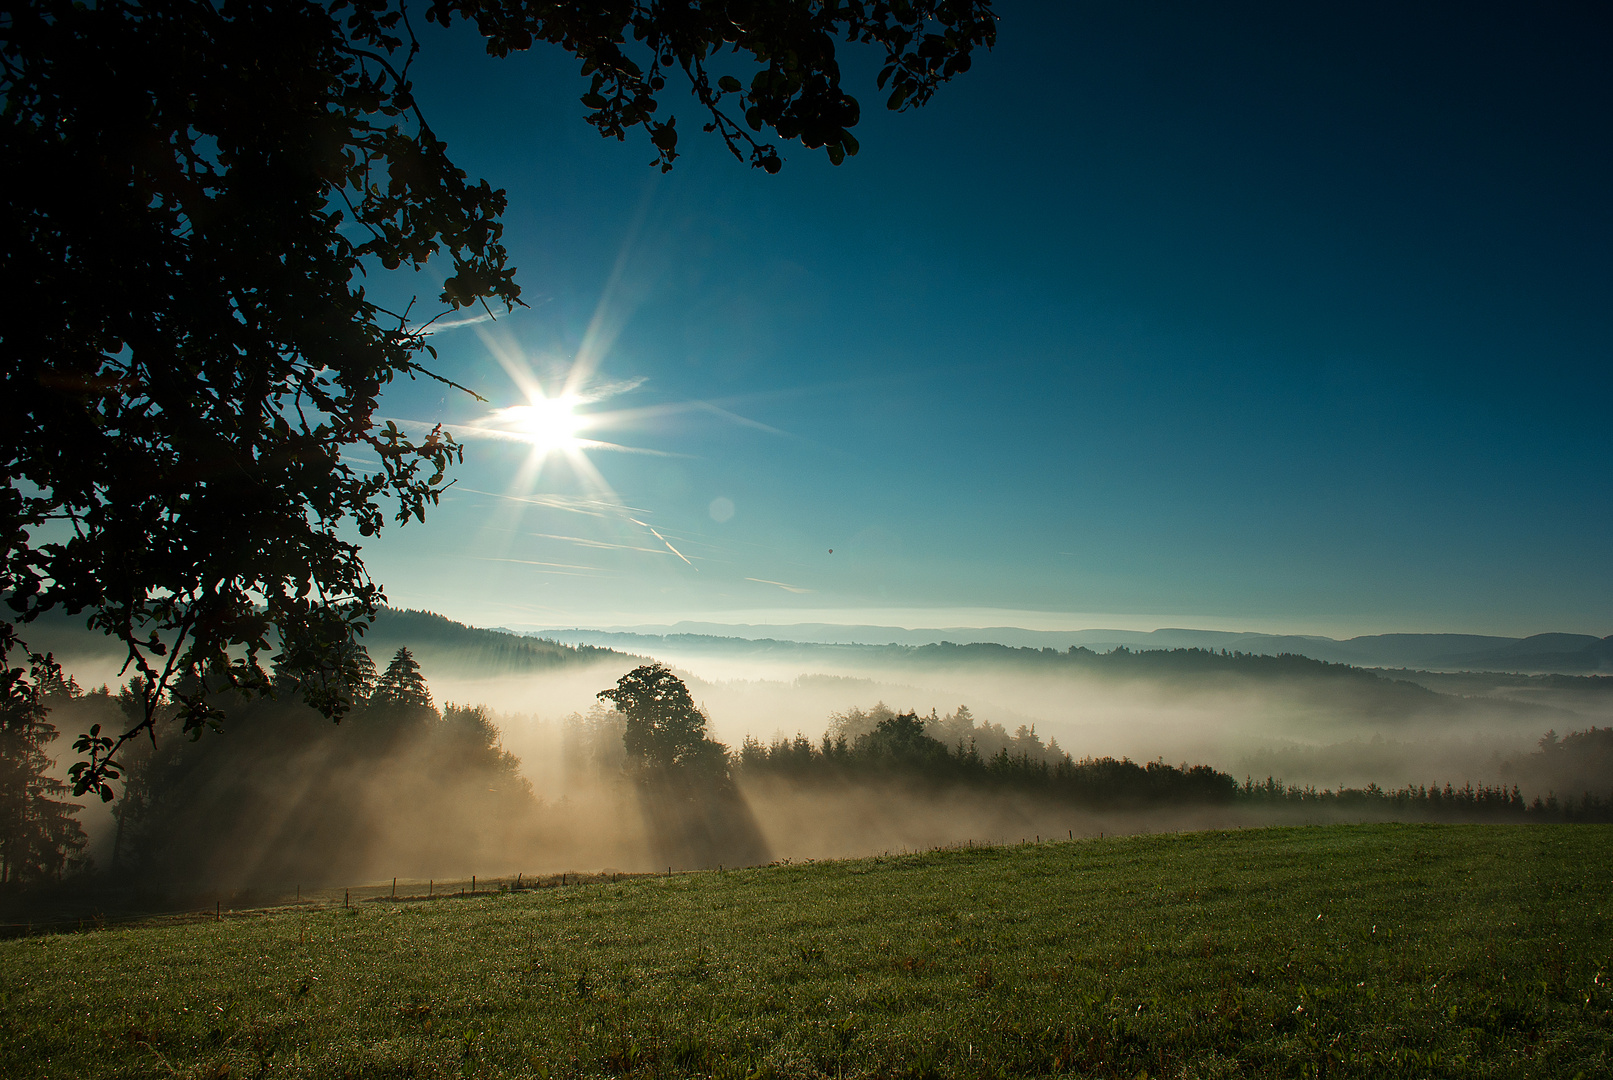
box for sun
[490,395,589,454]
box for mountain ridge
[524,624,1613,675]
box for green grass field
[3,824,1610,1079]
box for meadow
[2,824,1609,1079]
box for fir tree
[0,655,87,885]
[371,648,434,711]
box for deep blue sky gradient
[362,1,1612,636]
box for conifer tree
[0,656,87,885]
[371,648,434,711]
[337,642,379,705]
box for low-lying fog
[428,646,1602,797]
[40,628,1612,888]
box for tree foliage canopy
[104,668,536,884]
[598,663,721,773]
[0,0,994,798]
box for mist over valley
[22,608,1611,901]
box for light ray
[446,203,748,585]
[474,322,547,406]
[566,182,657,397]
[451,423,685,457]
[689,400,791,436]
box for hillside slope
[541,624,1613,673]
[365,608,630,675]
[3,824,1608,1079]
[11,606,632,684]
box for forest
[1,647,536,895]
[3,648,1612,913]
[734,701,1613,821]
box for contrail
[526,532,670,555]
[464,555,608,576]
[745,577,812,594]
[408,309,501,335]
[631,518,696,568]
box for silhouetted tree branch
[1,0,995,798]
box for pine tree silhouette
[0,660,88,884]
[371,648,434,711]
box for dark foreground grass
[3,824,1611,1079]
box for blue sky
[361,1,1611,638]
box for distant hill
[527,629,1595,726]
[16,606,1611,683]
[529,623,1613,675]
[533,629,1430,683]
[362,609,629,675]
[10,607,631,681]
[1433,634,1613,674]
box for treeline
[738,708,1237,807]
[738,705,1613,821]
[114,647,538,887]
[1239,727,1613,821]
[8,660,1612,896]
[914,642,1418,685]
[8,647,539,891]
[1233,775,1613,822]
[0,661,88,885]
[365,608,624,674]
[1502,726,1613,802]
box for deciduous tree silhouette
[597,663,767,868]
[855,708,948,768]
[1,0,995,798]
[598,663,717,774]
